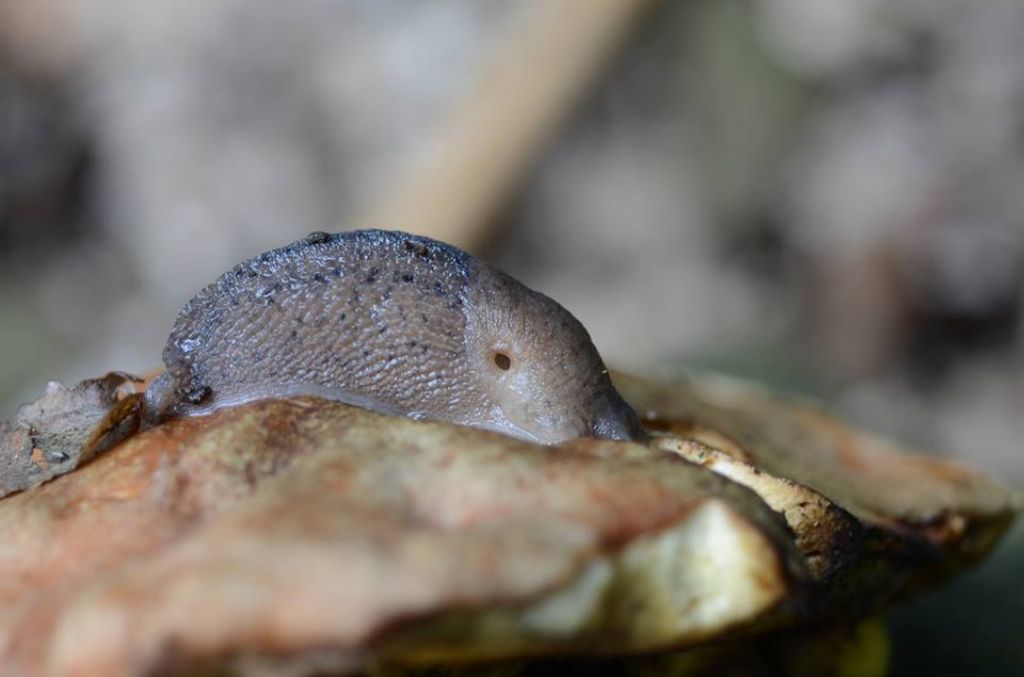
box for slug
[144,229,645,445]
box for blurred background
[0,0,1021,672]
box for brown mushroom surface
[0,371,1015,676]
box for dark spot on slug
[403,240,432,259]
[305,231,332,245]
[186,385,211,404]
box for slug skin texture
[144,230,645,445]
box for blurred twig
[358,0,657,252]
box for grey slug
[144,229,645,445]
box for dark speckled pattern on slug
[144,229,645,444]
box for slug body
[145,229,645,444]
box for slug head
[462,266,645,445]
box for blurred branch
[358,0,657,252]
